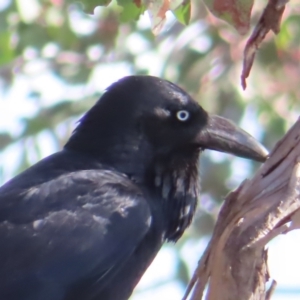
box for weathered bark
[183,118,300,300]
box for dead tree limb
[183,118,300,300]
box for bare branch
[184,118,300,300]
[266,280,277,300]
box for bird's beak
[195,115,268,162]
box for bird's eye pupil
[176,110,190,122]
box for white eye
[176,110,190,122]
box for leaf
[145,0,186,34]
[173,0,191,25]
[203,0,254,35]
[241,0,288,89]
[77,0,186,32]
[120,3,145,22]
[117,0,146,22]
[145,0,170,35]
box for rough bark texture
[183,118,300,300]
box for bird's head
[65,75,268,241]
[66,75,267,165]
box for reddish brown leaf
[157,0,169,18]
[241,0,289,90]
[204,0,254,35]
[145,0,170,34]
[134,0,142,8]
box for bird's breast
[152,155,200,242]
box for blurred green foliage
[1,0,300,298]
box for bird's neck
[65,128,154,180]
[151,150,200,242]
[66,126,200,242]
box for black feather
[0,75,267,300]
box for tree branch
[183,118,300,300]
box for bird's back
[0,150,160,300]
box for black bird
[0,76,267,300]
